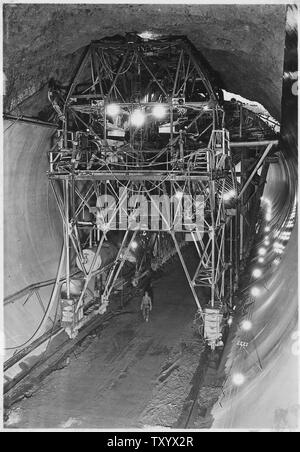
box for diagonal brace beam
[237,142,274,201]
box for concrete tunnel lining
[213,161,298,428]
[4,120,63,298]
[2,3,298,430]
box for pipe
[230,140,278,148]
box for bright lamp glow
[232,373,246,386]
[258,247,267,256]
[130,241,138,251]
[264,226,270,232]
[223,190,236,201]
[252,268,262,278]
[153,104,167,119]
[274,241,284,254]
[251,286,261,297]
[175,191,183,200]
[241,320,253,331]
[106,103,120,117]
[131,109,145,127]
[286,221,295,229]
[258,257,265,263]
[261,197,271,206]
[138,31,160,40]
[280,231,292,241]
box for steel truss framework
[47,35,277,348]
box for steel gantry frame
[47,35,277,349]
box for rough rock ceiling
[3,4,286,120]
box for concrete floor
[5,254,204,429]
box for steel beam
[230,140,278,148]
[237,142,274,200]
[48,173,211,182]
[170,231,203,317]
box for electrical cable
[4,115,23,133]
[5,306,58,351]
[100,50,137,76]
[5,246,65,350]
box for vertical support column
[240,212,244,262]
[179,130,184,164]
[209,180,216,308]
[239,104,243,138]
[211,227,215,308]
[240,148,245,263]
[63,112,68,150]
[221,223,225,298]
[170,103,174,168]
[64,179,71,300]
[229,217,233,308]
[50,146,54,173]
[235,201,240,290]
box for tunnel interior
[2,4,298,430]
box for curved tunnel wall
[212,5,298,426]
[2,4,297,428]
[212,158,298,429]
[4,119,63,356]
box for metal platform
[46,34,277,349]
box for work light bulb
[252,268,262,278]
[251,286,261,297]
[258,247,267,256]
[106,103,120,117]
[131,109,145,127]
[232,373,246,386]
[241,320,253,331]
[153,105,167,119]
[130,241,138,251]
[223,190,236,201]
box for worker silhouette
[141,290,152,322]
[144,281,154,306]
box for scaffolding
[47,35,276,349]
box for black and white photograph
[1,1,299,433]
